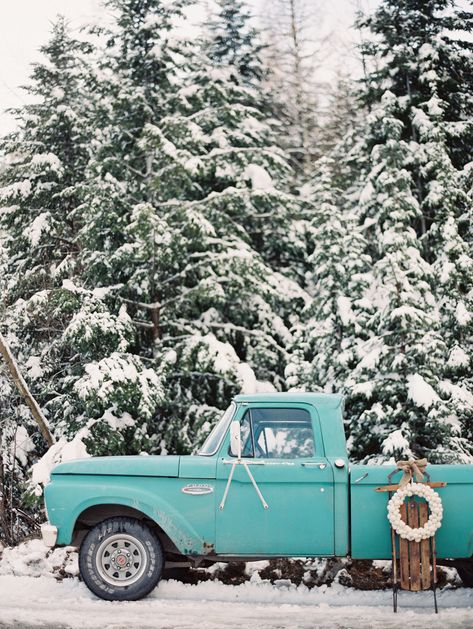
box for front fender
[46,475,208,556]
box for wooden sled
[376,481,446,613]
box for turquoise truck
[41,392,473,600]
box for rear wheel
[79,516,163,601]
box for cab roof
[233,392,344,408]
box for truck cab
[205,393,348,557]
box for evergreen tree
[358,0,473,175]
[65,0,309,455]
[0,17,91,298]
[0,17,98,532]
[0,17,95,456]
[414,43,473,455]
[345,93,459,462]
[0,10,169,461]
[338,0,473,461]
[286,156,371,396]
[208,0,265,85]
[97,13,310,452]
[61,0,198,454]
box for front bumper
[41,523,58,548]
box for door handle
[301,462,327,469]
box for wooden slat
[408,500,421,591]
[391,523,398,587]
[419,502,431,590]
[399,503,410,590]
[376,482,446,492]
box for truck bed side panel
[350,464,473,559]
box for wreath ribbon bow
[396,458,428,487]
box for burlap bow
[396,458,428,487]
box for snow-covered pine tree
[77,0,194,265]
[344,92,460,463]
[0,17,91,300]
[285,156,371,397]
[54,0,197,456]
[208,0,265,86]
[0,9,169,463]
[204,0,311,279]
[358,0,473,173]
[97,5,311,453]
[0,17,99,530]
[412,42,473,457]
[343,0,473,461]
[0,17,94,455]
[47,0,301,456]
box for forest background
[0,0,472,546]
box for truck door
[215,403,335,556]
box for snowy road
[1,576,473,628]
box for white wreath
[387,482,443,542]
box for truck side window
[240,408,315,459]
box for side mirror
[230,421,242,458]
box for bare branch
[0,334,55,446]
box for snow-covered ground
[1,573,473,628]
[1,540,472,628]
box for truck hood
[51,455,181,477]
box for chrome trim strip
[222,459,265,465]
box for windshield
[198,403,236,456]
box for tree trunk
[0,334,55,446]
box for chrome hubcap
[96,533,147,587]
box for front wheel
[79,517,164,601]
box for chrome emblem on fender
[181,484,214,495]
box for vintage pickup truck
[42,392,473,600]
